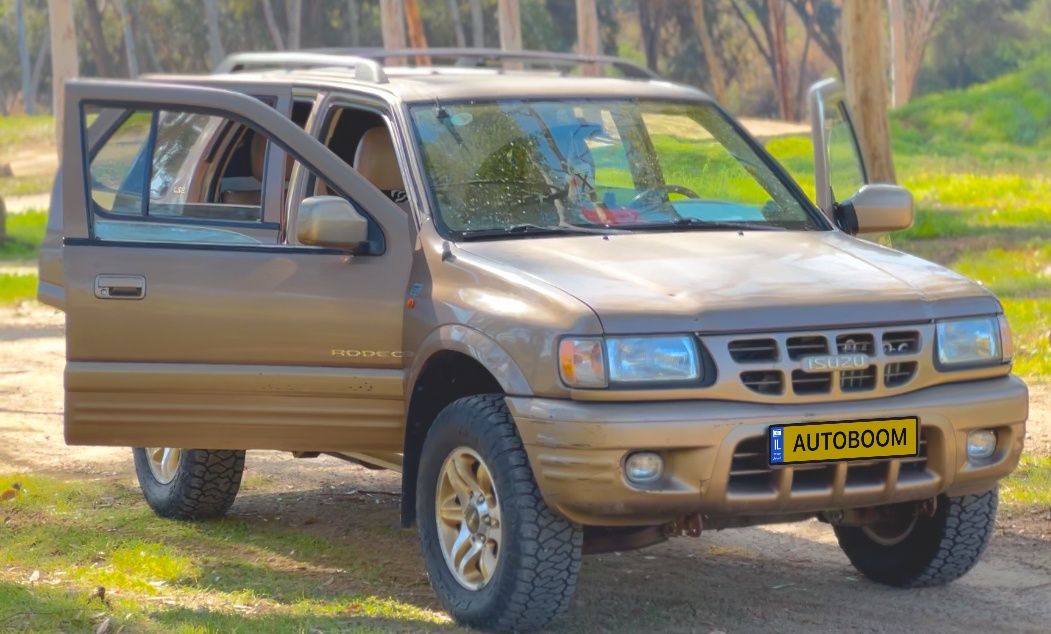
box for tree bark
[842,0,895,183]
[469,0,484,48]
[404,0,431,64]
[29,26,50,109]
[576,0,600,76]
[262,0,285,50]
[82,0,116,77]
[497,0,522,52]
[768,0,793,120]
[16,0,32,114]
[689,0,726,102]
[48,0,79,157]
[285,0,302,50]
[203,0,225,69]
[380,0,407,64]
[448,0,466,48]
[347,0,360,47]
[115,0,139,77]
[889,0,906,106]
[637,0,659,72]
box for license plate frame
[768,417,920,466]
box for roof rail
[215,52,388,83]
[311,47,658,80]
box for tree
[729,0,799,119]
[203,0,225,69]
[16,0,31,114]
[48,0,79,157]
[286,0,302,50]
[82,0,116,76]
[262,0,286,50]
[889,0,945,106]
[786,0,843,76]
[498,0,522,52]
[347,0,361,47]
[576,0,599,75]
[115,0,139,77]
[843,0,895,182]
[689,0,728,102]
[469,0,485,47]
[448,0,466,47]
[636,0,664,72]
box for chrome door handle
[94,274,146,300]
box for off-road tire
[416,394,582,632]
[132,448,245,520]
[834,487,998,588]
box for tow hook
[822,497,938,527]
[664,513,703,538]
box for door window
[85,106,275,244]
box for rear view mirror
[835,184,914,235]
[297,196,369,250]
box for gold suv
[39,49,1027,632]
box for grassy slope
[0,114,56,198]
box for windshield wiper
[458,223,618,241]
[627,218,788,232]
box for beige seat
[353,127,408,208]
[220,132,265,206]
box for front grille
[792,369,832,394]
[840,366,877,391]
[720,325,930,400]
[741,370,784,395]
[727,429,933,496]
[729,338,779,363]
[786,335,828,360]
[884,361,918,388]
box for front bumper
[509,376,1028,526]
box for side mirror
[296,196,369,250]
[835,184,914,235]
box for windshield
[410,99,825,238]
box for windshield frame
[405,95,833,241]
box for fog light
[625,451,663,484]
[967,430,997,460]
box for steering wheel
[627,184,702,208]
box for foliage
[0,209,46,261]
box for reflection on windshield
[410,99,823,237]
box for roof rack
[307,47,659,80]
[215,52,388,83]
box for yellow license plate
[768,417,919,465]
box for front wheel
[132,447,245,520]
[416,395,582,632]
[834,487,998,587]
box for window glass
[825,102,867,203]
[84,106,273,244]
[410,99,823,236]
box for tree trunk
[16,0,32,114]
[689,0,726,102]
[448,0,466,48]
[347,0,360,47]
[48,0,79,157]
[285,0,302,50]
[637,0,659,72]
[29,27,50,109]
[82,0,116,77]
[842,0,895,183]
[889,0,907,107]
[404,0,431,64]
[380,0,407,64]
[262,0,285,50]
[203,0,225,69]
[576,0,600,76]
[497,0,521,51]
[115,0,139,77]
[768,0,793,120]
[469,0,484,48]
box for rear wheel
[416,395,582,632]
[132,447,245,520]
[834,487,998,587]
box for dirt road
[2,303,1049,632]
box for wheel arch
[401,327,530,526]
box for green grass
[0,272,37,305]
[0,209,47,260]
[1001,454,1051,510]
[0,114,53,150]
[0,474,452,633]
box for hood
[456,230,1000,333]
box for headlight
[936,316,1006,368]
[559,335,700,388]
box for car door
[60,79,412,453]
[807,78,870,218]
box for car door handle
[94,275,146,300]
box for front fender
[407,324,533,398]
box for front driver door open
[60,79,411,452]
[807,78,870,218]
